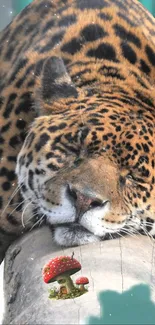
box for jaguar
[0,0,155,263]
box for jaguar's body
[0,0,155,263]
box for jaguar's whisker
[21,201,32,228]
[1,177,26,217]
[30,214,45,231]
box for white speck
[30,257,34,261]
[0,157,6,162]
[109,314,112,316]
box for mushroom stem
[79,284,85,291]
[57,275,75,294]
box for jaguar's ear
[35,56,78,115]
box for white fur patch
[41,188,76,224]
[54,225,101,246]
[80,202,110,236]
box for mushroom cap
[75,276,89,285]
[42,255,81,283]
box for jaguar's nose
[66,184,109,218]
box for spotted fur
[0,0,155,263]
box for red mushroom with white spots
[42,255,81,294]
[75,276,89,291]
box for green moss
[49,287,88,300]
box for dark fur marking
[0,137,4,144]
[24,23,38,35]
[87,42,118,61]
[77,0,110,9]
[10,19,29,41]
[140,59,151,74]
[2,182,11,191]
[15,92,32,115]
[81,24,108,42]
[16,119,27,130]
[6,214,20,226]
[114,23,141,47]
[0,97,4,110]
[35,133,50,152]
[25,132,35,149]
[3,93,17,119]
[9,135,22,148]
[9,58,28,83]
[61,38,82,55]
[26,152,33,167]
[42,19,55,33]
[58,14,77,27]
[47,163,60,171]
[28,170,34,190]
[15,64,35,88]
[7,156,16,163]
[117,12,137,27]
[145,45,155,66]
[35,59,45,76]
[0,168,16,182]
[99,65,125,80]
[113,0,127,10]
[36,0,54,16]
[1,122,11,133]
[48,123,67,132]
[0,196,2,209]
[99,12,112,21]
[121,42,137,64]
[5,44,14,61]
[40,31,65,53]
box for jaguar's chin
[53,221,130,247]
[53,223,101,247]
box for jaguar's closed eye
[126,172,146,184]
[119,172,140,185]
[126,173,133,180]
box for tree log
[2,227,155,324]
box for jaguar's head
[16,57,155,246]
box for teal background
[11,0,155,16]
[88,285,155,325]
[140,0,155,16]
[12,0,155,16]
[12,0,32,16]
[1,1,155,325]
